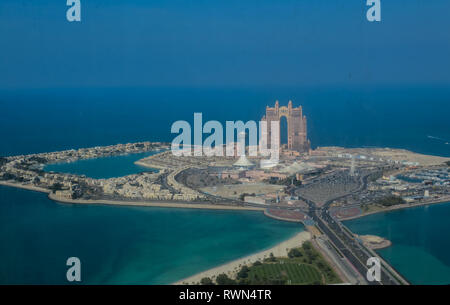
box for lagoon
[44,151,159,179]
[345,202,450,285]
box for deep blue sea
[1,86,449,157]
[0,86,449,284]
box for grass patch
[247,262,322,285]
[202,241,342,285]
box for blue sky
[0,0,449,88]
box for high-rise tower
[261,101,310,153]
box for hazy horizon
[1,0,450,89]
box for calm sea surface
[0,185,303,284]
[44,151,159,179]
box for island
[1,142,449,285]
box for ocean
[0,86,449,284]
[1,86,449,157]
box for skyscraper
[261,101,310,153]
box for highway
[296,172,407,285]
[176,166,408,285]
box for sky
[0,0,449,89]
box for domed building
[233,154,254,168]
[233,131,255,169]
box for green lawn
[248,262,322,285]
[202,241,342,285]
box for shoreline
[263,210,304,223]
[357,234,392,250]
[0,181,51,194]
[173,230,311,285]
[134,160,167,170]
[2,179,449,222]
[49,193,265,211]
[0,181,263,212]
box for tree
[307,251,318,261]
[377,195,405,207]
[302,242,312,251]
[237,266,249,279]
[266,252,276,262]
[216,274,236,285]
[200,277,214,285]
[288,248,302,258]
[316,261,326,270]
[239,193,256,201]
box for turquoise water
[345,203,450,285]
[44,151,159,179]
[0,185,303,284]
[0,86,449,284]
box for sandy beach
[0,181,51,194]
[357,234,392,250]
[173,231,311,285]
